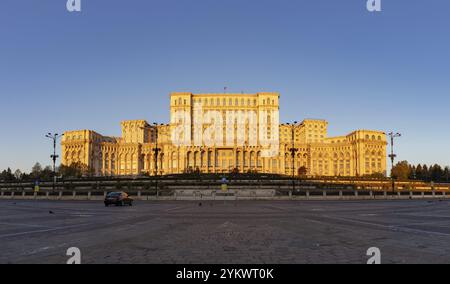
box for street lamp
[152,122,162,176]
[287,122,299,191]
[141,123,162,196]
[388,132,401,193]
[45,132,64,192]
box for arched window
[236,151,240,167]
[125,153,130,170]
[170,152,178,169]
[257,152,262,168]
[200,151,204,168]
[111,154,115,174]
[187,152,191,168]
[244,151,248,167]
[208,151,212,167]
[131,154,137,171]
[194,151,198,168]
[104,155,109,171]
[159,154,164,171]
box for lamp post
[151,123,162,197]
[141,123,162,197]
[287,122,299,192]
[388,132,401,193]
[45,133,64,192]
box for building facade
[61,92,387,177]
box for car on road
[104,192,133,207]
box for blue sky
[1,0,449,172]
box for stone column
[240,149,244,173]
[108,153,112,175]
[101,152,106,176]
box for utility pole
[45,133,64,192]
[287,122,299,192]
[388,132,401,194]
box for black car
[104,192,133,207]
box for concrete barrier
[0,188,449,201]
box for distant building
[61,92,387,177]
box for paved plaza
[2,199,450,264]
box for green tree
[430,164,443,182]
[58,162,89,178]
[41,166,53,180]
[14,169,22,180]
[422,164,430,180]
[31,162,43,178]
[408,165,416,179]
[444,166,450,182]
[415,164,423,180]
[0,168,15,181]
[391,161,411,180]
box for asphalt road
[2,199,450,264]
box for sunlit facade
[61,92,387,177]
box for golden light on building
[61,92,387,177]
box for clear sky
[1,0,449,172]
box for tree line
[1,160,449,183]
[391,161,450,182]
[0,162,92,182]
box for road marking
[69,214,94,217]
[0,222,54,228]
[0,223,88,239]
[165,205,188,212]
[321,215,450,237]
[398,213,450,219]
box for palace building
[61,92,387,177]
